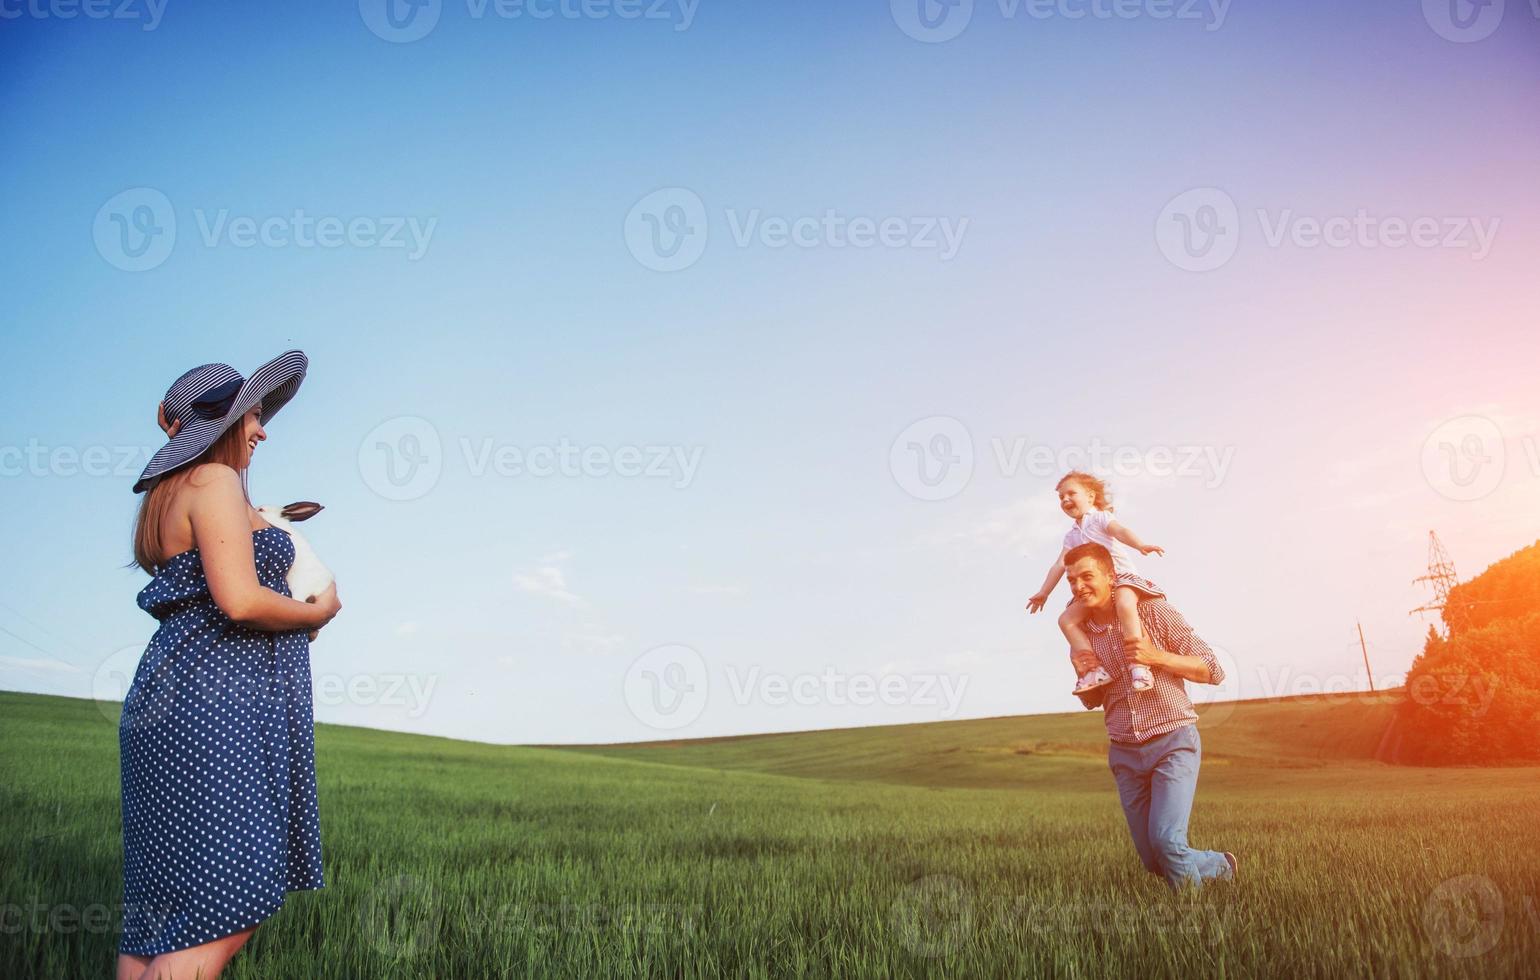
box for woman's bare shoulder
[184,462,242,489]
[167,464,245,521]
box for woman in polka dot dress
[118,351,341,980]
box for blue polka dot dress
[119,526,324,956]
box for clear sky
[2,0,1537,743]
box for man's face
[1065,556,1114,611]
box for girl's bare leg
[1114,585,1144,640]
[117,953,151,980]
[1115,586,1155,690]
[136,927,255,980]
[1058,602,1101,676]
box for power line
[0,621,64,660]
[0,600,88,657]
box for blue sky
[2,0,1538,742]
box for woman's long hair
[131,423,252,574]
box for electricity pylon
[1411,530,1465,635]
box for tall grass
[3,691,1536,978]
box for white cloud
[512,554,623,654]
[394,621,420,636]
[514,565,583,606]
[0,655,81,674]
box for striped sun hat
[133,349,309,494]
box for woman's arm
[1107,519,1163,557]
[188,465,340,632]
[1026,548,1068,612]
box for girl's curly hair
[1056,470,1112,512]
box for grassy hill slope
[558,691,1406,788]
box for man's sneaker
[1129,664,1155,692]
[1223,851,1238,880]
[1073,666,1112,694]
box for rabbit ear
[281,501,324,522]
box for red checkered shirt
[1077,598,1225,745]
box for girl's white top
[1062,509,1138,576]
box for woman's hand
[157,401,182,439]
[1026,593,1048,614]
[1139,544,1165,557]
[307,582,342,641]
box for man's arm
[1127,635,1213,683]
[1126,603,1224,685]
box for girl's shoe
[1073,666,1112,694]
[1129,664,1155,692]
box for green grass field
[3,689,1537,978]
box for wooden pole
[1357,621,1375,693]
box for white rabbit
[257,501,334,604]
